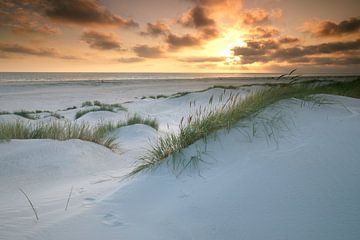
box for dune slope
[27,95,360,240]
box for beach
[0,75,360,239]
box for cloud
[303,17,360,37]
[188,0,230,6]
[81,30,121,50]
[0,0,59,35]
[140,21,169,37]
[177,56,225,62]
[166,33,202,49]
[200,27,220,39]
[44,0,138,28]
[0,42,80,59]
[249,26,280,38]
[187,0,243,13]
[0,0,138,32]
[117,57,145,63]
[241,8,282,25]
[165,26,218,50]
[179,6,215,28]
[232,38,360,65]
[133,44,164,58]
[278,37,300,44]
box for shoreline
[0,74,359,86]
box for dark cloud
[313,56,360,65]
[44,0,138,27]
[177,56,225,62]
[304,17,360,37]
[200,27,220,39]
[188,0,228,6]
[133,44,164,58]
[166,33,202,49]
[0,0,59,35]
[140,21,169,37]
[179,6,215,28]
[249,26,280,38]
[278,37,300,44]
[81,30,121,50]
[234,39,279,57]
[117,57,145,63]
[232,38,360,65]
[165,26,218,50]
[0,42,79,59]
[0,0,138,29]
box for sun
[205,29,247,59]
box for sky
[0,0,359,73]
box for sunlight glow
[206,29,247,60]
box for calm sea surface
[0,72,357,84]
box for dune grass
[82,101,93,107]
[93,114,159,137]
[75,106,115,119]
[76,101,127,119]
[13,110,37,120]
[0,110,59,120]
[130,78,360,176]
[81,100,126,108]
[0,114,159,150]
[127,114,159,130]
[0,121,117,150]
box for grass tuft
[81,101,93,107]
[13,110,37,120]
[75,106,115,119]
[130,78,360,176]
[0,121,117,150]
[127,114,159,130]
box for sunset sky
[0,0,359,73]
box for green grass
[1,110,54,120]
[75,101,127,119]
[75,106,115,119]
[82,101,93,107]
[0,114,159,150]
[130,78,360,176]
[64,106,77,110]
[127,114,159,130]
[13,110,37,120]
[50,112,63,119]
[0,121,117,150]
[93,115,159,136]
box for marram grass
[0,121,117,150]
[0,115,159,150]
[130,78,360,176]
[75,101,127,119]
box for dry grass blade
[65,186,73,211]
[19,188,39,221]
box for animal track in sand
[102,213,123,227]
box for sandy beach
[1,0,359,238]
[1,76,360,239]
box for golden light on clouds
[0,0,359,72]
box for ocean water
[0,72,357,85]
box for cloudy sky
[0,0,359,72]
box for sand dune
[0,84,360,239]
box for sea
[0,72,358,85]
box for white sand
[0,82,360,239]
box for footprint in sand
[102,213,123,227]
[82,197,96,207]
